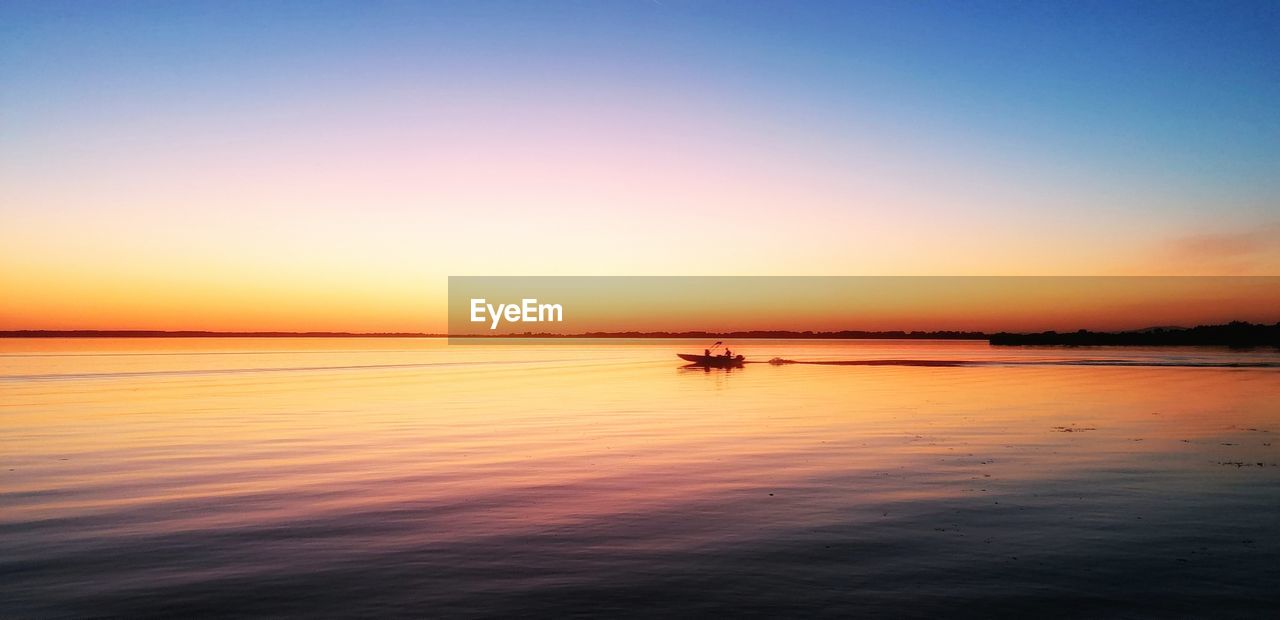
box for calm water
[2,338,1278,617]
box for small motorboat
[677,353,745,368]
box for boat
[677,353,745,368]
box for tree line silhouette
[989,321,1280,347]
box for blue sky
[2,1,1278,328]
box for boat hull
[677,353,745,367]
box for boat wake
[764,358,1280,369]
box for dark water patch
[5,488,1277,618]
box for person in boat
[724,348,732,358]
[705,349,711,357]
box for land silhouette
[3,322,1278,346]
[0,330,437,338]
[989,321,1280,347]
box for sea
[2,338,1278,617]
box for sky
[2,1,1278,331]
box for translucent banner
[447,276,1280,343]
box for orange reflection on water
[4,339,1276,533]
[3,338,1279,615]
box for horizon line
[3,322,1278,339]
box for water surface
[2,339,1278,617]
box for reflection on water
[2,339,1278,617]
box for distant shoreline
[0,330,444,338]
[989,321,1279,347]
[0,329,985,340]
[2,323,1278,347]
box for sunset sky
[3,1,1278,331]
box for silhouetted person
[724,348,732,358]
[704,349,711,357]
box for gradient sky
[2,1,1279,331]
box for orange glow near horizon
[4,272,1279,333]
